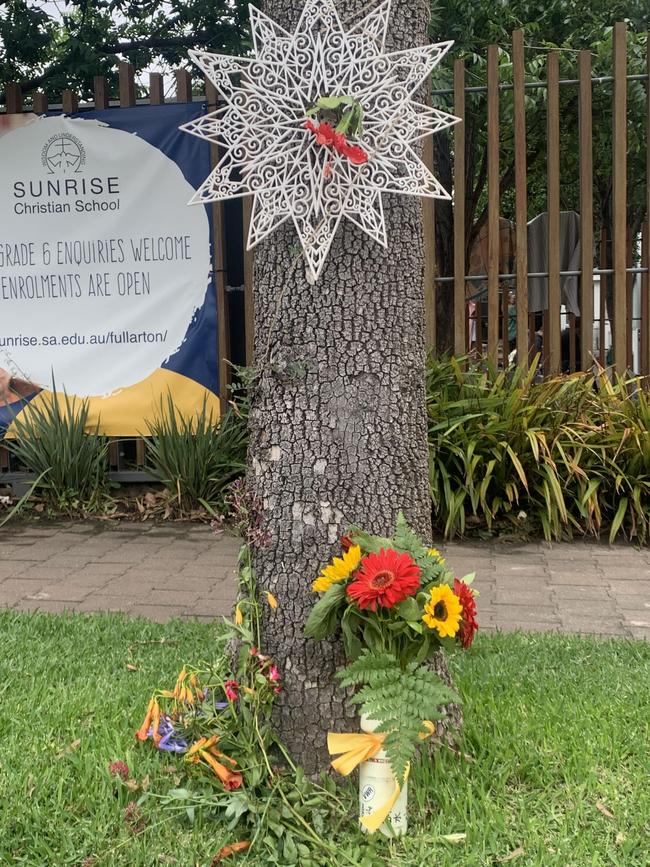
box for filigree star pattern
[182,0,458,280]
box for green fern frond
[335,650,459,782]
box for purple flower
[149,716,189,753]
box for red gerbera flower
[347,548,421,611]
[454,578,478,649]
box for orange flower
[186,737,208,759]
[151,700,162,746]
[265,591,278,609]
[201,751,243,790]
[172,668,187,699]
[135,698,155,741]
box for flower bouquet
[134,652,282,792]
[305,513,478,834]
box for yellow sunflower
[422,584,462,638]
[427,547,446,565]
[312,544,362,593]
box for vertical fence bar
[205,78,232,409]
[643,39,650,380]
[62,90,78,113]
[94,76,109,109]
[578,49,594,371]
[175,69,193,103]
[242,198,254,365]
[626,231,635,370]
[546,51,561,375]
[118,61,136,107]
[453,58,466,357]
[512,29,529,366]
[5,83,22,113]
[600,228,608,367]
[568,313,577,371]
[642,222,649,378]
[32,92,48,114]
[423,83,436,352]
[149,73,165,105]
[487,44,500,364]
[612,22,628,373]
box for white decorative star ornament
[182,0,458,280]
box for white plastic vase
[358,715,408,837]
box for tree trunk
[248,0,460,774]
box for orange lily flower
[135,698,155,741]
[201,750,243,790]
[186,737,208,759]
[151,700,162,746]
[173,668,187,699]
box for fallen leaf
[57,738,81,758]
[596,801,615,820]
[26,774,36,798]
[126,664,138,671]
[141,774,150,792]
[210,842,250,864]
[439,832,466,843]
[498,847,524,863]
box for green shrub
[145,391,247,516]
[4,389,110,514]
[427,356,650,543]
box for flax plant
[145,391,247,516]
[427,357,650,543]
[4,386,110,514]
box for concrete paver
[0,522,648,638]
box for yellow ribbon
[327,721,435,834]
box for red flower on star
[304,121,368,166]
[347,548,421,611]
[453,578,478,649]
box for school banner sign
[0,104,220,436]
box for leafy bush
[145,391,247,516]
[427,356,650,543]
[4,389,110,514]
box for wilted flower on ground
[224,679,239,701]
[108,760,130,781]
[123,801,147,834]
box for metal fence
[424,24,650,378]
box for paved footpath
[0,521,649,640]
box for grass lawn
[0,611,648,866]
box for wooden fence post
[205,77,232,410]
[423,84,436,352]
[149,73,165,105]
[5,83,22,113]
[546,51,561,376]
[175,69,193,103]
[612,22,628,374]
[118,61,136,107]
[62,89,78,113]
[453,58,466,357]
[486,44,500,365]
[512,29,529,366]
[578,49,594,372]
[94,76,110,109]
[32,92,48,114]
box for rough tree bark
[247,0,460,774]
